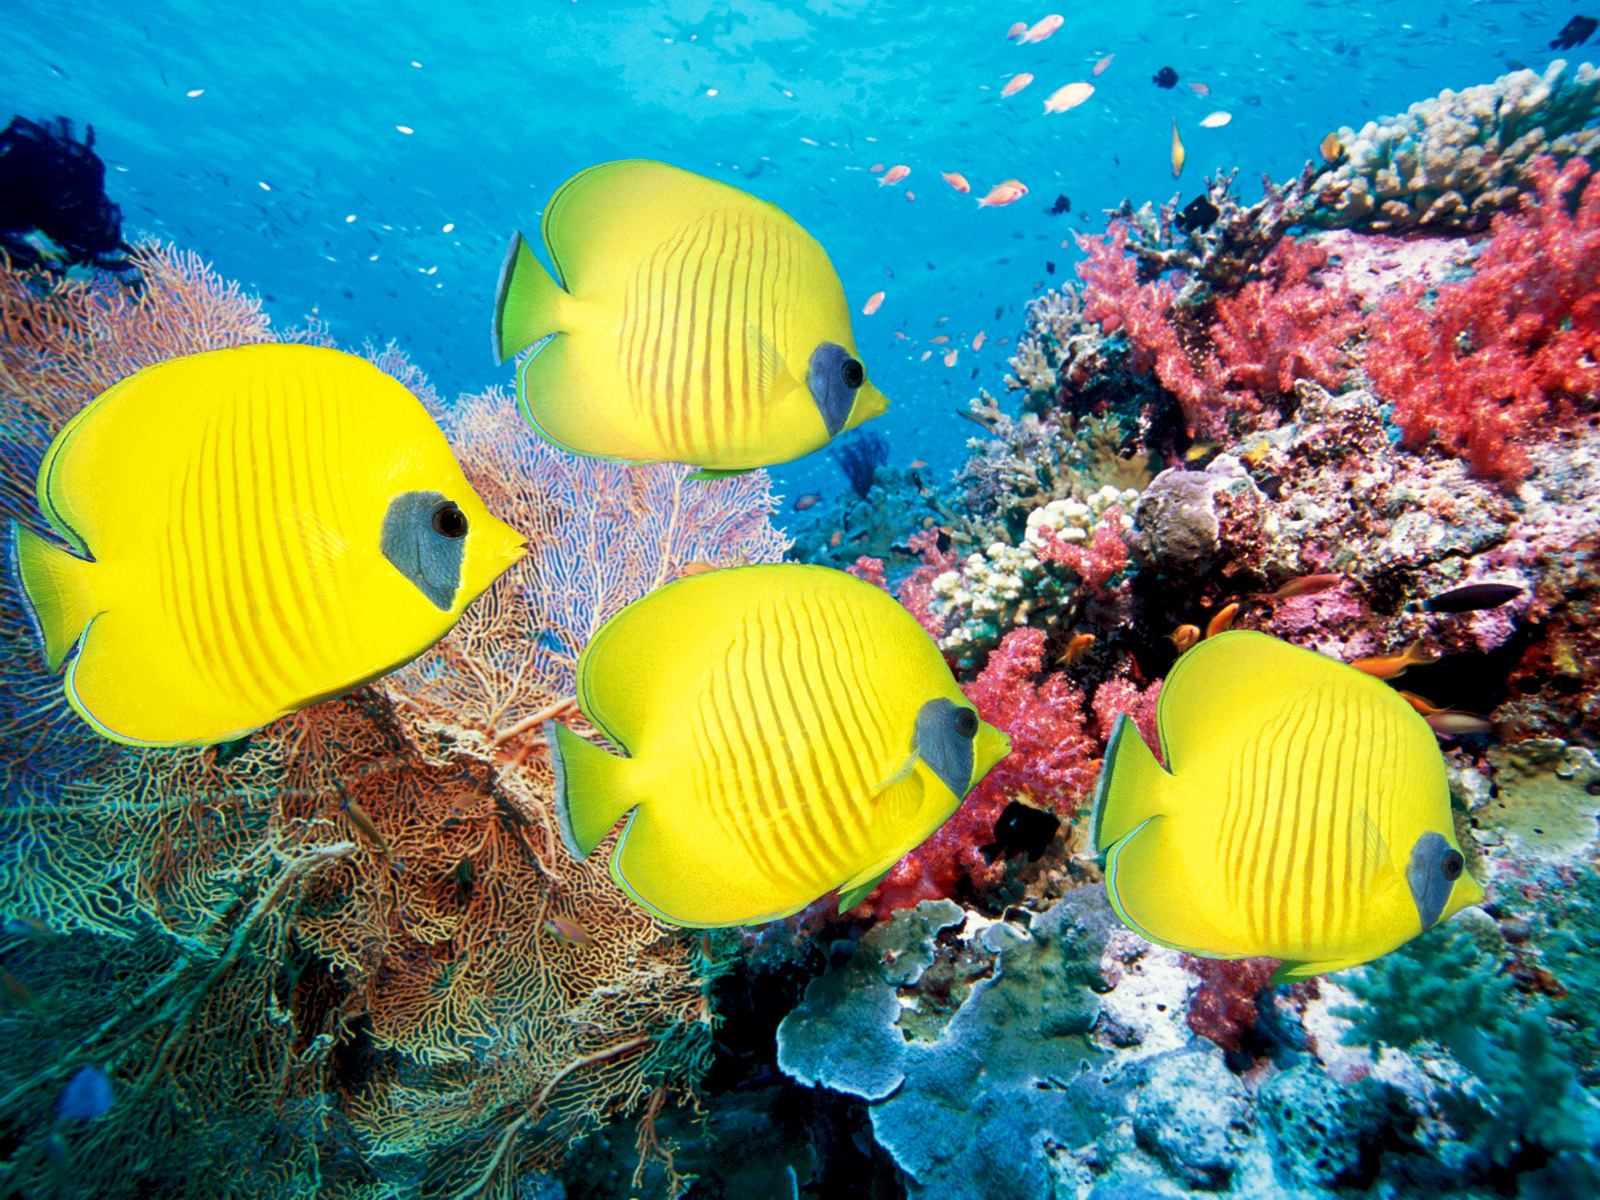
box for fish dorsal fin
[1154,631,1362,774]
[541,160,776,296]
[745,322,799,406]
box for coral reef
[1309,60,1600,234]
[931,486,1137,666]
[0,244,791,1197]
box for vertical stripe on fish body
[10,344,525,746]
[494,160,890,472]
[1090,631,1482,979]
[548,565,1010,926]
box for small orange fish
[863,290,885,315]
[1043,82,1094,114]
[973,331,987,350]
[909,459,927,468]
[1058,632,1096,665]
[1093,54,1114,76]
[830,530,843,547]
[943,349,958,367]
[1001,73,1034,98]
[1171,118,1185,178]
[1252,574,1344,603]
[919,350,933,361]
[1425,711,1493,737]
[1351,643,1436,680]
[793,492,822,511]
[1170,624,1201,654]
[1204,603,1239,638]
[1398,691,1448,716]
[1319,131,1344,164]
[1021,14,1064,43]
[893,330,909,339]
[1006,20,1028,41]
[879,165,910,186]
[930,335,951,344]
[544,915,596,947]
[941,171,972,192]
[977,179,1028,208]
[341,793,391,860]
[1189,81,1210,96]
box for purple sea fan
[830,429,889,497]
[384,386,792,763]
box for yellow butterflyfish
[9,343,525,747]
[493,159,889,475]
[548,564,1010,927]
[1090,630,1483,981]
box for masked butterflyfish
[547,564,1010,927]
[1089,630,1484,982]
[8,343,526,747]
[492,159,889,476]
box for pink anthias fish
[919,349,933,361]
[1001,73,1034,98]
[870,163,885,173]
[1199,111,1232,128]
[977,179,1028,207]
[862,290,885,315]
[1093,54,1114,76]
[1043,82,1094,114]
[973,331,987,350]
[879,164,910,186]
[941,171,971,192]
[1189,81,1211,96]
[1006,21,1028,41]
[943,349,959,366]
[1020,14,1064,43]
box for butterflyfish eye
[1441,850,1464,881]
[954,707,979,739]
[840,357,865,389]
[432,502,468,538]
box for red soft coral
[1076,224,1365,440]
[860,627,1100,919]
[1366,155,1600,489]
[1210,237,1364,410]
[1183,955,1281,1054]
[897,529,958,642]
[846,555,888,590]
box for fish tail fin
[1088,713,1170,856]
[8,520,97,674]
[492,231,567,365]
[547,720,638,860]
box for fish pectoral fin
[837,866,893,914]
[1270,957,1366,984]
[745,323,799,405]
[871,749,920,794]
[685,467,754,481]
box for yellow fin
[493,231,567,364]
[871,748,920,794]
[548,720,638,860]
[746,322,798,406]
[1103,815,1221,955]
[838,866,893,913]
[9,521,97,674]
[1270,957,1366,984]
[1089,713,1171,854]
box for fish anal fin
[1103,815,1219,955]
[838,867,893,914]
[685,466,754,481]
[1270,957,1366,984]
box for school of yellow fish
[6,34,1487,970]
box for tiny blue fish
[55,1065,113,1121]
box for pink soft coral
[1366,155,1600,489]
[897,529,958,642]
[1036,513,1131,596]
[860,627,1100,918]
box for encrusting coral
[1308,59,1600,234]
[0,243,789,1198]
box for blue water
[3,0,1573,498]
